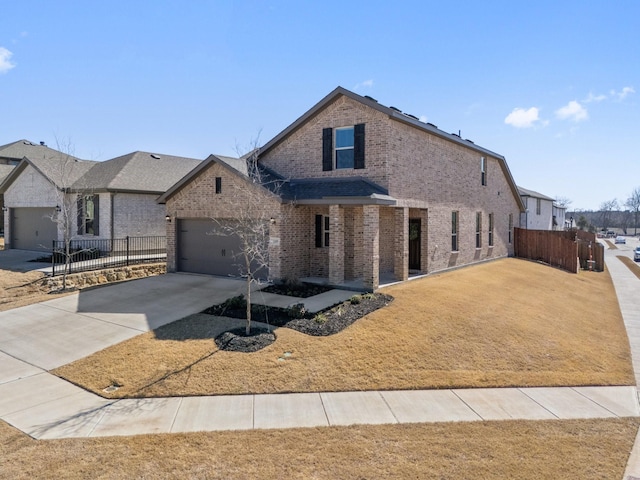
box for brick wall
[164,161,280,273]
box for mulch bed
[204,289,393,352]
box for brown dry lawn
[54,257,634,398]
[2,254,639,478]
[619,254,640,280]
[1,418,638,480]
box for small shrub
[349,295,362,305]
[314,313,327,324]
[287,302,308,319]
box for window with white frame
[481,157,487,186]
[77,194,98,236]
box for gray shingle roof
[0,139,64,162]
[74,151,203,193]
[0,164,15,184]
[518,186,555,202]
[279,177,392,203]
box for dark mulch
[260,282,333,298]
[215,327,276,352]
[203,292,393,338]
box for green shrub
[349,295,362,305]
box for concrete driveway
[0,248,51,272]
[0,273,248,371]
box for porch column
[394,207,409,282]
[362,205,380,291]
[329,204,344,285]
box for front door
[409,219,421,271]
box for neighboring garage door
[177,219,268,279]
[11,207,58,251]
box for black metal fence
[51,236,166,276]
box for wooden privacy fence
[513,228,604,273]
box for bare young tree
[625,187,640,236]
[210,144,289,335]
[599,199,619,231]
[554,196,572,209]
[45,139,95,290]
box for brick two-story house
[160,87,525,290]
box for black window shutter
[315,214,323,247]
[322,128,333,171]
[93,195,100,236]
[354,123,365,169]
[77,196,83,235]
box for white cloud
[419,115,428,123]
[583,92,607,103]
[611,86,635,101]
[354,79,374,90]
[504,107,542,128]
[0,47,16,74]
[555,100,588,122]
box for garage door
[177,219,268,279]
[11,207,58,251]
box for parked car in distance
[634,247,640,262]
[615,236,626,244]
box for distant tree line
[567,187,640,235]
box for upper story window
[481,157,487,186]
[215,177,222,194]
[77,194,99,236]
[322,124,365,171]
[335,127,354,169]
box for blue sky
[1,0,638,211]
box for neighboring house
[0,140,52,234]
[160,87,525,291]
[0,149,202,251]
[518,186,566,230]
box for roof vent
[23,141,33,145]
[150,154,161,159]
[364,95,378,103]
[404,113,419,120]
[451,132,460,137]
[465,139,474,144]
[389,106,402,112]
[427,122,438,129]
[40,141,46,146]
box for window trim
[488,213,494,247]
[334,126,354,169]
[77,194,99,236]
[451,211,459,252]
[315,214,330,248]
